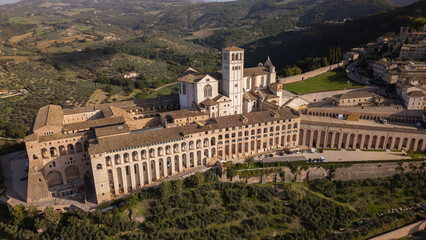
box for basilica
[179,46,284,117]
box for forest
[0,170,424,240]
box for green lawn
[282,68,364,94]
[146,83,179,98]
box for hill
[238,0,426,69]
[389,0,419,5]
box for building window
[204,84,212,98]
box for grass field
[282,68,364,94]
[147,83,179,98]
[8,32,33,44]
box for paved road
[346,61,366,84]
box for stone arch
[132,151,139,161]
[157,147,164,156]
[349,134,355,149]
[306,130,311,147]
[150,160,157,181]
[67,144,74,154]
[46,171,63,187]
[402,138,408,149]
[124,153,130,163]
[141,150,147,159]
[114,154,121,164]
[417,139,424,152]
[59,145,67,156]
[65,165,80,182]
[386,137,393,149]
[134,164,141,188]
[379,136,386,149]
[106,156,112,166]
[149,148,155,158]
[75,142,83,153]
[167,157,172,176]
[299,129,304,145]
[159,158,165,178]
[197,151,202,166]
[394,137,400,149]
[41,148,49,159]
[182,153,187,168]
[50,147,58,158]
[166,145,172,155]
[319,131,326,148]
[371,136,378,149]
[312,131,319,148]
[190,152,195,167]
[409,138,416,151]
[174,155,180,172]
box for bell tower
[222,46,244,115]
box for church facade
[178,46,282,118]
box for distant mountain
[156,0,395,32]
[388,0,418,6]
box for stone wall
[227,161,424,184]
[279,61,346,85]
[369,219,426,240]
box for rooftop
[222,46,245,52]
[89,108,299,154]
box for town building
[333,91,385,107]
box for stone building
[300,113,425,151]
[333,91,384,107]
[24,96,300,204]
[179,47,281,118]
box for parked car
[268,154,274,158]
[20,175,28,181]
[24,162,29,172]
[70,193,77,198]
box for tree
[173,179,183,195]
[11,204,26,225]
[328,48,335,64]
[159,181,173,198]
[193,172,204,188]
[245,157,254,169]
[40,206,61,230]
[336,46,341,61]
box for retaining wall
[228,161,424,184]
[278,61,346,85]
[369,219,426,240]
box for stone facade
[300,115,425,151]
[178,47,281,117]
[24,98,300,204]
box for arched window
[96,164,103,170]
[204,84,212,98]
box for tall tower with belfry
[222,46,244,115]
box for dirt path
[152,82,178,92]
